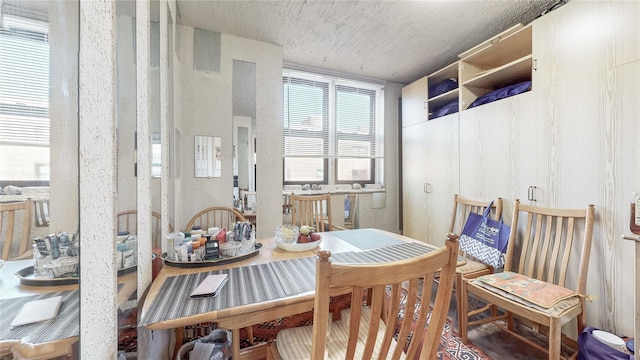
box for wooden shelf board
[428,61,459,84]
[462,55,532,89]
[459,23,524,59]
[428,89,458,110]
[460,24,532,69]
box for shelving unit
[427,61,459,120]
[459,23,532,110]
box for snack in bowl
[275,224,299,244]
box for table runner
[329,228,404,250]
[141,242,433,327]
[0,289,79,343]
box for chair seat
[275,306,405,360]
[470,273,582,318]
[455,258,489,275]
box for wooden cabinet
[459,23,532,110]
[403,0,640,338]
[401,118,459,245]
[401,120,428,241]
[402,76,459,244]
[401,75,428,128]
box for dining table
[0,257,137,359]
[140,228,462,359]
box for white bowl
[275,236,322,252]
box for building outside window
[282,70,384,186]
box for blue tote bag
[458,202,510,268]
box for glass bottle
[631,192,640,235]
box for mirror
[115,0,138,355]
[232,60,256,204]
[195,135,222,178]
[0,0,80,353]
[165,4,176,238]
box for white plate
[275,238,321,252]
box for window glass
[0,15,50,182]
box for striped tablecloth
[0,289,79,343]
[141,242,434,327]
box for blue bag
[578,327,633,360]
[458,202,510,268]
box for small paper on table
[189,342,215,360]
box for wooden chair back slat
[291,194,333,232]
[558,217,576,287]
[1,200,32,260]
[536,215,553,279]
[185,206,245,233]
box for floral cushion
[473,271,581,316]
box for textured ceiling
[177,0,559,84]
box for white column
[79,1,118,358]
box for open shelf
[459,23,532,110]
[427,61,459,120]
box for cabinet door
[402,120,428,241]
[459,91,548,208]
[423,115,459,247]
[401,76,428,128]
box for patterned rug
[183,289,492,360]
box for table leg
[232,328,241,359]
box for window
[282,70,384,185]
[0,13,50,182]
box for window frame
[282,70,383,186]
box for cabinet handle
[424,183,431,194]
[423,101,427,110]
[532,58,537,71]
[528,186,537,202]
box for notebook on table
[10,295,63,329]
[190,274,228,298]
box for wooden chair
[185,206,246,232]
[33,199,50,227]
[460,199,595,360]
[290,193,341,231]
[1,199,33,260]
[449,194,503,331]
[268,233,459,360]
[116,210,167,249]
